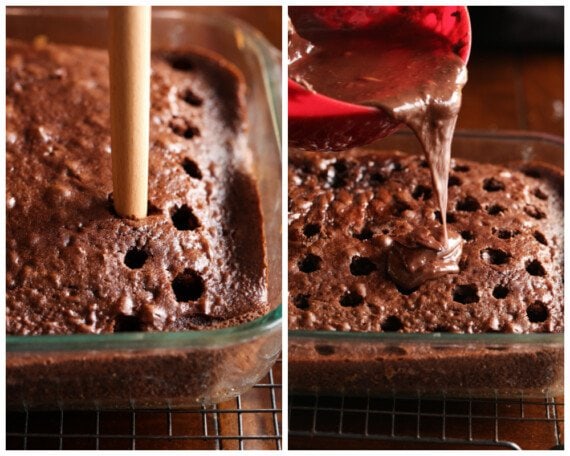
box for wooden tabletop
[458,51,563,137]
[155,6,282,50]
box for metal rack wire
[289,392,563,450]
[7,360,281,450]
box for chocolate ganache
[289,16,467,288]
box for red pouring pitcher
[288,6,472,151]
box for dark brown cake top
[289,149,563,334]
[7,39,267,335]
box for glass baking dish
[6,7,282,409]
[289,129,563,398]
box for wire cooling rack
[7,360,281,450]
[289,392,563,450]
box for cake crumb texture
[288,149,563,334]
[7,39,267,335]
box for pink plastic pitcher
[289,6,472,151]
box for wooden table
[459,51,563,137]
[155,6,282,49]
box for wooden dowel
[108,6,151,219]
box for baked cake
[6,39,268,335]
[289,149,563,334]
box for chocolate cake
[289,149,563,334]
[288,148,563,395]
[6,39,268,335]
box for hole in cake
[525,259,546,277]
[495,229,519,240]
[483,177,505,192]
[434,210,442,223]
[453,284,479,304]
[492,285,509,299]
[294,294,310,310]
[147,201,161,215]
[298,254,321,273]
[303,223,321,238]
[172,269,204,302]
[533,231,548,246]
[339,291,364,307]
[171,204,200,231]
[419,159,429,168]
[487,204,506,216]
[114,314,143,332]
[169,56,195,71]
[448,175,462,187]
[124,247,149,269]
[106,193,119,217]
[527,301,548,323]
[381,315,402,332]
[315,345,335,356]
[480,248,510,265]
[391,161,404,172]
[334,160,348,172]
[182,158,202,179]
[183,128,198,139]
[169,118,200,139]
[328,160,350,188]
[179,88,203,106]
[354,227,373,241]
[412,185,432,200]
[107,194,160,217]
[453,164,470,173]
[524,205,546,220]
[396,284,418,296]
[456,196,480,212]
[370,172,387,186]
[460,230,474,241]
[434,211,456,224]
[523,168,541,178]
[393,200,412,215]
[350,256,376,276]
[299,162,313,175]
[532,188,548,200]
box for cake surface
[7,39,267,335]
[289,149,563,334]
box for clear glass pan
[289,129,563,398]
[6,7,282,409]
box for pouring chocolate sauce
[289,14,468,289]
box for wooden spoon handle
[109,6,151,219]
